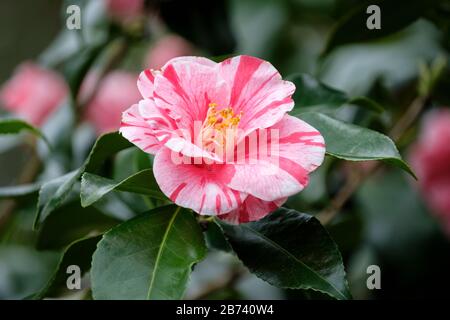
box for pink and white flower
[83,71,141,134]
[410,108,450,234]
[0,62,67,126]
[120,55,325,223]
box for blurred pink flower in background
[144,35,194,70]
[105,0,144,21]
[410,108,450,233]
[0,62,67,126]
[84,71,141,134]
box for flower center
[199,102,242,155]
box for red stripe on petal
[216,194,222,214]
[230,56,263,107]
[163,64,190,102]
[170,182,187,202]
[301,140,326,147]
[199,194,206,214]
[250,96,292,121]
[144,69,154,83]
[238,71,278,110]
[278,131,321,144]
[231,189,242,206]
[223,189,233,207]
[143,143,158,151]
[278,157,309,187]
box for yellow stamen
[200,102,242,154]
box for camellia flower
[410,108,450,233]
[145,35,194,70]
[120,55,325,223]
[0,62,67,126]
[84,71,141,134]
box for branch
[317,95,427,225]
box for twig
[316,95,427,225]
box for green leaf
[205,219,232,252]
[80,169,166,208]
[298,112,416,178]
[36,202,119,250]
[34,236,101,299]
[289,73,383,113]
[34,132,133,229]
[0,182,41,199]
[323,0,431,55]
[34,171,79,229]
[0,118,51,148]
[218,208,351,300]
[91,205,206,300]
[83,132,134,174]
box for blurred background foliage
[0,0,450,299]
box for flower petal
[218,55,295,138]
[219,196,286,224]
[119,101,171,154]
[152,56,229,132]
[227,115,325,201]
[153,148,246,215]
[137,69,156,99]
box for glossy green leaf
[34,236,101,299]
[0,118,51,147]
[34,171,79,229]
[218,208,351,300]
[80,169,166,208]
[289,73,383,113]
[298,112,416,178]
[91,205,206,300]
[34,132,133,229]
[0,182,41,199]
[82,132,134,173]
[36,202,119,250]
[323,0,431,55]
[205,219,232,252]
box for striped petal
[153,148,246,215]
[219,196,286,224]
[227,115,325,201]
[152,56,229,132]
[218,55,295,139]
[120,99,176,154]
[137,69,156,99]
